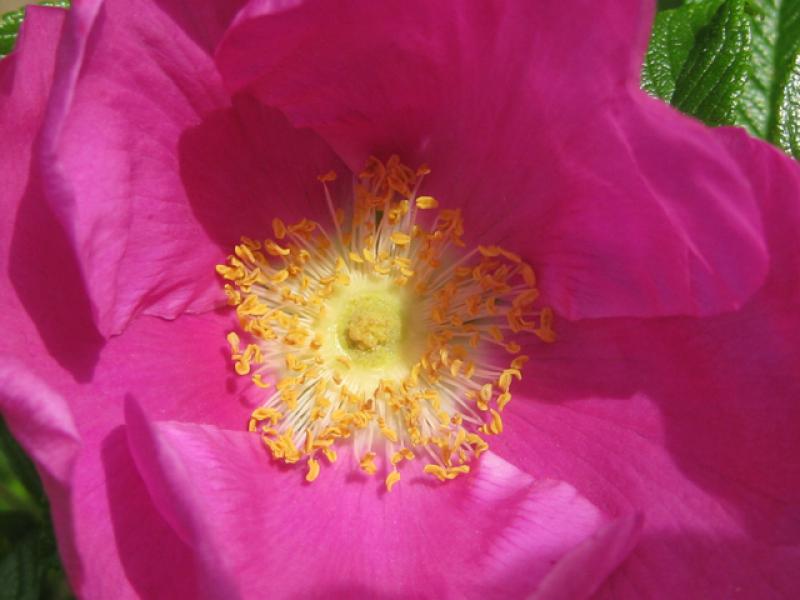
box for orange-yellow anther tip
[385,470,401,492]
[306,457,321,482]
[415,195,438,209]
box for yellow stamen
[385,470,401,492]
[216,156,553,490]
[390,232,411,246]
[360,452,377,475]
[306,457,320,482]
[251,374,271,388]
[391,448,415,465]
[416,196,438,209]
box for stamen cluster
[216,156,555,491]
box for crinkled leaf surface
[736,0,800,156]
[643,0,726,99]
[671,0,752,125]
[776,54,800,156]
[645,0,800,159]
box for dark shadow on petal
[152,0,246,54]
[101,425,197,598]
[9,159,104,382]
[178,93,346,252]
[595,531,800,598]
[508,288,800,548]
[505,155,800,546]
[292,585,411,600]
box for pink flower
[1,0,799,598]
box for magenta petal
[0,359,79,489]
[532,513,643,600]
[38,0,225,336]
[63,312,251,598]
[39,0,343,336]
[0,3,104,383]
[218,0,652,169]
[76,312,248,432]
[0,1,82,522]
[496,131,800,597]
[68,427,197,600]
[0,309,245,598]
[126,403,630,599]
[0,10,87,587]
[500,93,770,320]
[218,1,769,318]
[153,0,247,53]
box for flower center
[216,156,555,491]
[343,294,400,352]
[347,310,391,350]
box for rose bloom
[1,0,799,598]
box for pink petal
[4,37,264,578]
[0,307,243,597]
[57,312,248,599]
[75,312,249,432]
[69,423,197,599]
[0,5,105,384]
[154,0,248,53]
[0,359,78,494]
[218,0,767,320]
[0,10,91,579]
[532,513,643,600]
[497,130,800,598]
[217,0,652,168]
[502,384,800,598]
[126,399,630,599]
[497,92,768,320]
[40,0,343,336]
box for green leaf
[0,532,43,600]
[0,419,42,509]
[0,422,74,597]
[642,0,726,100]
[0,511,38,551]
[0,514,73,600]
[776,56,800,156]
[0,8,26,57]
[672,0,753,125]
[0,1,70,58]
[644,0,800,159]
[737,0,800,158]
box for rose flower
[1,1,799,599]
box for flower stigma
[216,156,555,491]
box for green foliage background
[645,0,800,158]
[0,0,798,597]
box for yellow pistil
[216,155,554,489]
